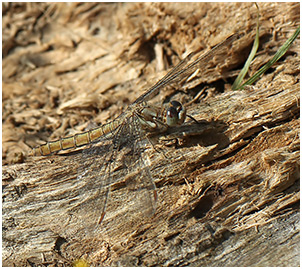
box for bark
[2,2,300,266]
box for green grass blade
[232,3,260,91]
[238,26,300,89]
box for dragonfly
[32,33,241,238]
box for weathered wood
[2,2,300,267]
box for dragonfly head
[165,100,186,127]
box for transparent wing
[124,112,157,216]
[47,126,119,239]
[97,113,157,235]
[134,33,241,104]
[49,112,157,239]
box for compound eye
[170,100,182,110]
[166,106,179,126]
[165,101,187,126]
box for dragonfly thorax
[137,100,186,131]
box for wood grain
[2,2,300,266]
